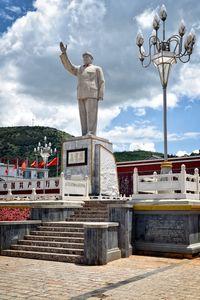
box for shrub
[0,208,31,221]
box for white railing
[0,172,89,200]
[0,177,60,193]
[60,173,89,199]
[133,164,200,195]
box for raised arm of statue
[59,42,78,76]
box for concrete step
[11,244,84,255]
[1,250,83,263]
[75,208,108,213]
[24,235,84,243]
[83,203,107,206]
[37,226,84,232]
[18,240,84,249]
[42,222,84,228]
[30,231,84,237]
[66,218,107,222]
[72,212,108,216]
[71,216,108,220]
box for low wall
[0,221,41,253]
[30,206,76,221]
[0,202,82,222]
[4,199,200,261]
[132,202,200,258]
[84,222,121,265]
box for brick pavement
[0,255,200,299]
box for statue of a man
[59,42,105,136]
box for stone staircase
[1,222,85,263]
[66,200,109,222]
[1,201,110,263]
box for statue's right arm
[59,42,78,76]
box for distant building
[0,163,48,181]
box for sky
[0,0,199,156]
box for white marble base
[62,135,119,196]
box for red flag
[47,157,58,167]
[31,160,37,167]
[38,161,45,168]
[12,163,17,170]
[21,161,27,171]
[4,168,8,175]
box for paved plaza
[0,256,200,299]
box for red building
[117,155,200,196]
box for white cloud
[192,149,200,154]
[173,64,200,99]
[98,106,120,132]
[102,124,163,145]
[129,142,156,152]
[134,108,146,116]
[135,8,157,30]
[113,143,129,152]
[0,0,109,135]
[0,0,199,157]
[176,150,189,157]
[129,92,179,110]
[101,122,200,152]
[176,149,199,157]
[6,6,22,14]
[169,132,200,141]
[0,10,14,21]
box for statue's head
[82,52,93,65]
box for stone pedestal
[62,135,119,196]
[83,222,121,265]
[132,200,200,258]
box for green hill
[114,150,165,162]
[0,126,180,173]
[0,126,72,163]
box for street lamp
[34,136,57,171]
[136,4,195,173]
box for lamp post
[136,4,195,173]
[34,136,57,177]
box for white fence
[0,177,60,193]
[0,172,89,200]
[60,173,89,199]
[133,164,200,195]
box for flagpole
[17,158,19,177]
[7,160,9,178]
[56,153,59,177]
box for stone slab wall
[30,207,75,222]
[109,205,133,257]
[133,205,200,257]
[0,221,41,253]
[83,223,121,265]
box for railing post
[181,164,186,194]
[153,171,158,194]
[31,188,37,200]
[133,168,138,194]
[60,172,65,199]
[194,168,199,194]
[7,188,12,200]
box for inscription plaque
[66,148,88,167]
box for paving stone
[0,256,200,299]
